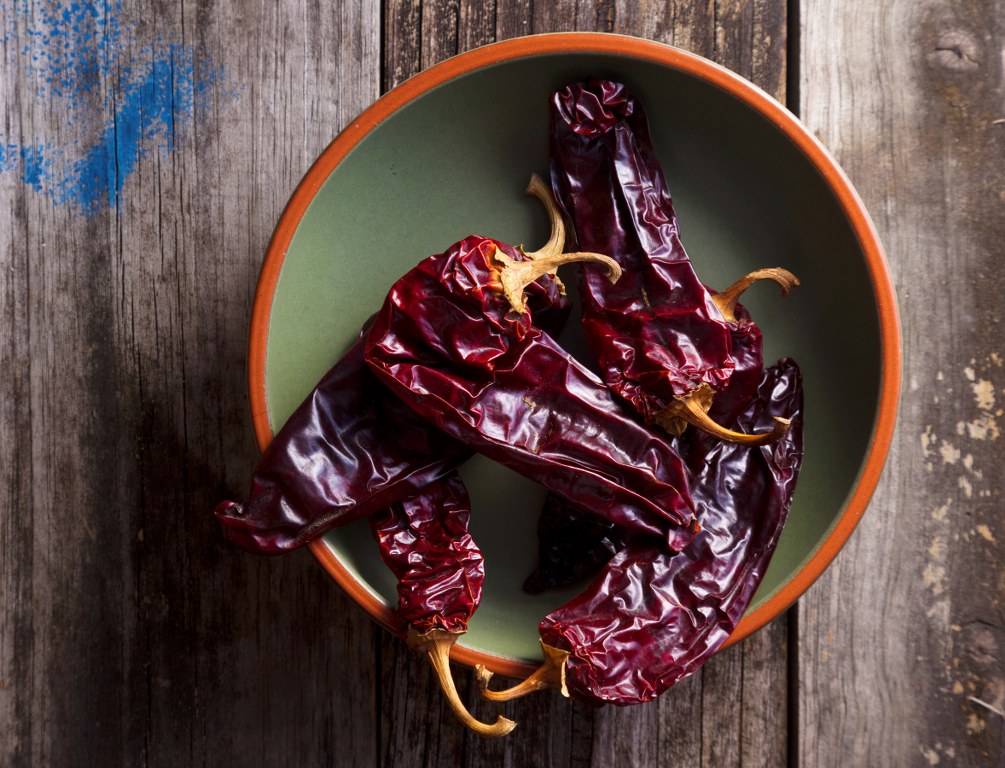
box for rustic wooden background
[2,0,1002,765]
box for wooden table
[2,1,1002,765]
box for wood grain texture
[1,0,380,765]
[798,0,1005,764]
[17,0,984,765]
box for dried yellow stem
[713,267,800,322]
[494,174,621,314]
[407,627,516,738]
[496,249,620,314]
[654,384,791,445]
[475,642,570,702]
[522,174,565,262]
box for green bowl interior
[263,51,882,665]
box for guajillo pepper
[370,472,514,737]
[478,358,804,705]
[522,268,800,595]
[549,79,787,444]
[214,185,571,554]
[364,179,700,552]
[214,330,468,553]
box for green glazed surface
[263,52,882,665]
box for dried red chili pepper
[214,331,468,553]
[370,472,514,737]
[214,184,571,554]
[549,79,787,444]
[522,268,800,595]
[478,358,804,705]
[371,472,484,636]
[364,178,699,552]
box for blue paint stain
[0,0,227,214]
[20,144,56,191]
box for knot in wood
[927,29,980,72]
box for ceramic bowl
[249,33,901,677]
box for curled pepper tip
[476,641,570,702]
[214,500,243,518]
[406,627,517,738]
[656,387,791,445]
[713,267,801,322]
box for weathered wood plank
[1,11,37,765]
[798,0,1005,764]
[0,0,381,765]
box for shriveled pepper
[214,330,468,553]
[214,184,571,554]
[370,472,514,737]
[549,79,788,444]
[364,178,700,552]
[522,268,799,595]
[478,358,804,705]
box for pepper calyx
[654,384,791,445]
[496,175,621,314]
[496,249,621,314]
[475,641,570,702]
[713,267,800,323]
[406,626,517,738]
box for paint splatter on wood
[0,0,228,213]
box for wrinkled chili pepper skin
[215,275,570,555]
[370,471,484,635]
[214,334,468,553]
[706,300,763,428]
[524,296,768,594]
[549,79,734,421]
[364,234,699,551]
[538,359,803,705]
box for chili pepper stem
[475,642,570,702]
[713,268,800,322]
[496,249,621,315]
[501,174,621,313]
[406,627,517,738]
[655,384,792,445]
[522,174,565,262]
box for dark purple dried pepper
[479,358,804,706]
[214,331,468,553]
[214,184,571,555]
[549,79,788,444]
[364,180,699,552]
[370,472,514,737]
